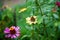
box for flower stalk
[13,10,17,26]
[12,11,18,40]
[35,0,48,38]
[0,0,4,21]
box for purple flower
[4,26,20,38]
[56,1,60,7]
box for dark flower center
[10,29,16,34]
[30,16,35,22]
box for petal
[26,17,30,21]
[16,26,20,29]
[15,27,20,31]
[7,34,11,37]
[4,27,10,33]
[34,21,37,24]
[19,8,27,13]
[5,35,8,38]
[26,21,30,23]
[5,34,11,38]
[33,16,37,18]
[26,21,31,25]
[29,22,32,25]
[11,26,15,29]
[11,35,16,38]
[15,33,20,37]
[16,31,20,33]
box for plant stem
[11,38,18,40]
[38,1,48,39]
[0,0,4,21]
[13,10,17,26]
[31,25,35,40]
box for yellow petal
[26,17,30,21]
[33,16,37,18]
[19,8,27,13]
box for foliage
[0,0,60,40]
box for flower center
[10,29,16,34]
[10,27,16,34]
[30,16,35,22]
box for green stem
[35,0,48,39]
[39,6,43,16]
[13,10,17,26]
[26,0,28,2]
[34,0,40,15]
[38,0,48,39]
[31,25,34,40]
[0,0,3,21]
[31,25,37,40]
[11,38,18,40]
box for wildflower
[26,16,37,25]
[2,5,11,10]
[4,26,20,38]
[19,8,27,13]
[56,1,60,7]
[52,7,57,12]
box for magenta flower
[4,26,20,38]
[56,1,60,7]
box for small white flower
[26,16,37,25]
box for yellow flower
[26,16,37,25]
[19,8,27,13]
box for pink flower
[4,26,20,38]
[56,1,60,7]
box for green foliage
[0,0,60,40]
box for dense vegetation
[0,0,60,40]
